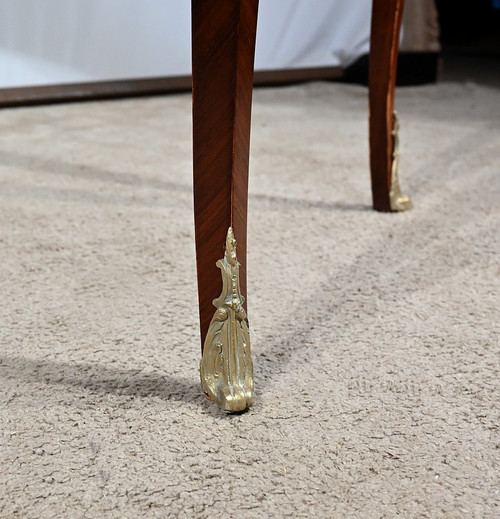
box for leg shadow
[0,355,200,404]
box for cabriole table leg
[369,0,411,212]
[191,0,259,412]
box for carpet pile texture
[1,80,499,517]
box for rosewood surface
[192,0,259,349]
[369,0,405,212]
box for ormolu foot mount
[200,227,254,413]
[389,111,412,212]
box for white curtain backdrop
[0,0,373,89]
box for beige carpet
[1,80,499,518]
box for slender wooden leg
[369,0,411,212]
[192,0,258,412]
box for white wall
[0,0,372,89]
[257,0,372,70]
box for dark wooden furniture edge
[0,67,342,108]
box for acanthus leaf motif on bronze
[200,227,253,413]
[389,110,412,212]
